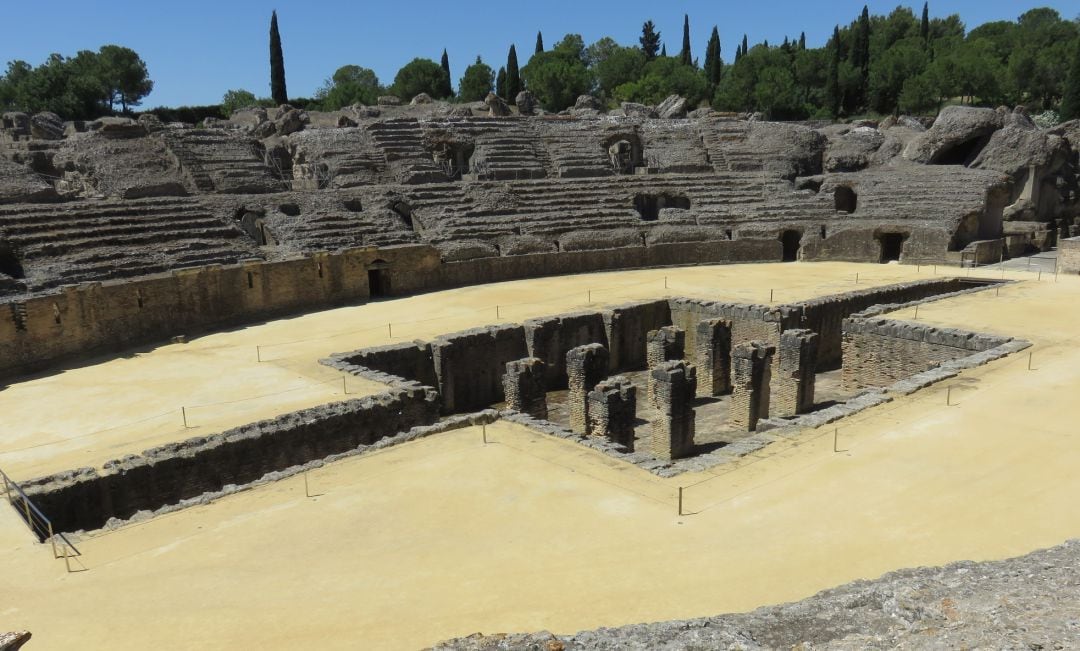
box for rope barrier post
[1038,270,1042,281]
[947,386,952,406]
[678,486,683,516]
[304,471,310,498]
[482,424,487,445]
[496,305,500,319]
[388,323,393,338]
[342,376,347,395]
[182,407,189,428]
[769,289,774,303]
[664,276,668,289]
[1028,351,1033,371]
[914,305,919,320]
[587,290,592,304]
[833,428,839,453]
[855,273,859,284]
[256,345,261,362]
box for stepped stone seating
[541,120,617,178]
[0,197,261,291]
[0,156,56,204]
[163,128,282,194]
[287,127,386,189]
[465,118,549,180]
[220,191,421,254]
[640,121,712,173]
[366,119,450,184]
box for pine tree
[506,44,521,103]
[640,20,661,61]
[269,10,288,105]
[921,2,930,42]
[799,32,807,50]
[496,67,507,99]
[1062,39,1080,121]
[680,14,693,66]
[704,26,722,89]
[535,31,544,54]
[826,25,843,118]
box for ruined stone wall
[330,340,437,388]
[23,385,440,535]
[431,325,528,413]
[841,318,1010,390]
[1058,237,1080,274]
[524,312,607,389]
[669,298,797,355]
[602,300,672,372]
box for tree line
[3,6,1079,123]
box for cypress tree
[742,34,749,57]
[535,31,544,54]
[680,14,693,66]
[921,2,930,42]
[496,67,507,100]
[1062,39,1080,121]
[799,32,806,50]
[506,44,521,103]
[440,49,453,98]
[269,10,288,105]
[661,43,667,58]
[826,25,843,118]
[640,21,661,61]
[704,26,722,89]
[853,6,871,109]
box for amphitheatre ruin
[2,90,1080,649]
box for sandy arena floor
[3,261,1079,649]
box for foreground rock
[0,632,31,651]
[431,539,1080,650]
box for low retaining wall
[22,384,440,535]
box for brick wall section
[646,326,685,367]
[841,318,1010,390]
[502,358,548,419]
[333,340,436,387]
[774,329,820,417]
[695,318,732,397]
[602,300,672,372]
[730,341,775,431]
[649,361,697,461]
[430,324,528,413]
[1059,237,1080,274]
[523,311,607,389]
[587,376,637,450]
[567,344,610,434]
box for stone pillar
[774,329,819,417]
[502,358,548,420]
[587,376,637,450]
[646,326,685,368]
[729,341,775,432]
[567,344,610,434]
[695,318,732,397]
[649,361,697,461]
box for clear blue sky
[1,1,1076,108]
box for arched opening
[343,198,363,212]
[367,260,391,297]
[279,203,300,217]
[633,193,691,221]
[780,230,802,262]
[930,135,991,166]
[0,242,24,279]
[606,135,643,174]
[390,201,414,230]
[834,186,857,214]
[877,233,906,263]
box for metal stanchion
[678,487,684,516]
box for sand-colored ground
[3,262,1079,649]
[2,262,920,479]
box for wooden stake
[304,471,311,498]
[833,428,839,453]
[182,407,189,428]
[914,305,919,320]
[482,424,488,445]
[769,289,774,303]
[947,386,952,406]
[256,345,262,362]
[342,377,348,395]
[388,323,393,338]
[1028,351,1033,370]
[678,487,684,516]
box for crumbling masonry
[695,318,733,397]
[730,341,775,431]
[502,358,548,419]
[650,361,697,461]
[567,344,610,434]
[647,326,685,367]
[773,329,819,417]
[587,376,637,450]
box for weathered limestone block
[647,326,685,368]
[729,341,775,431]
[774,329,819,417]
[649,361,697,461]
[515,90,538,116]
[695,318,732,396]
[567,344,609,434]
[486,92,512,117]
[502,358,548,420]
[587,376,637,449]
